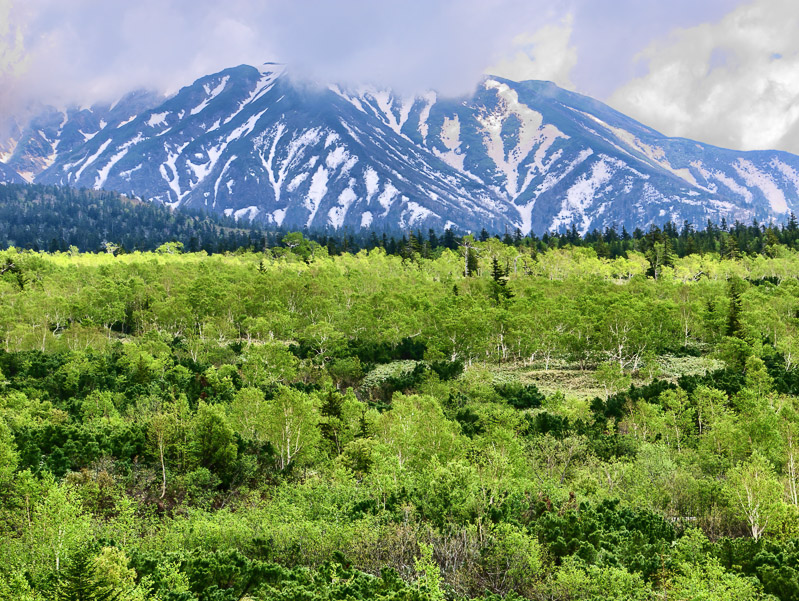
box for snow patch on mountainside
[117,116,136,128]
[160,141,191,205]
[515,200,537,235]
[147,112,169,128]
[227,109,268,143]
[581,111,700,187]
[232,205,260,221]
[692,161,752,203]
[550,156,618,234]
[212,155,237,208]
[223,69,280,126]
[516,125,569,200]
[377,182,398,215]
[287,172,308,192]
[400,201,434,228]
[534,148,593,199]
[771,158,799,197]
[417,92,437,141]
[261,126,324,203]
[364,167,379,203]
[734,159,788,213]
[119,164,142,181]
[360,89,414,136]
[271,208,287,226]
[0,135,18,163]
[305,166,329,226]
[73,139,112,182]
[339,121,361,143]
[434,115,465,171]
[94,134,143,189]
[329,185,357,229]
[325,146,350,170]
[260,123,286,202]
[328,85,366,113]
[191,76,230,115]
[479,80,546,197]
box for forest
[0,184,264,254]
[4,183,799,264]
[4,225,799,599]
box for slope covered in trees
[3,237,799,599]
[0,184,265,253]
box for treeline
[301,215,799,264]
[4,183,799,264]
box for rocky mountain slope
[3,63,799,234]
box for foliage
[2,229,799,599]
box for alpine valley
[3,63,799,234]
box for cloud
[0,0,564,110]
[2,0,277,108]
[487,14,577,88]
[0,0,25,73]
[0,0,28,112]
[5,0,790,157]
[255,0,564,96]
[609,0,799,153]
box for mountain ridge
[2,64,799,234]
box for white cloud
[0,0,562,111]
[487,14,577,88]
[609,0,799,153]
[6,0,789,159]
[0,0,28,105]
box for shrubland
[2,233,799,600]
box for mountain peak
[2,64,799,234]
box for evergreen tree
[491,257,505,285]
[721,233,740,260]
[726,276,746,338]
[368,231,381,249]
[427,228,439,249]
[442,228,458,250]
[407,231,421,255]
[595,237,610,259]
[684,235,699,257]
[57,549,120,601]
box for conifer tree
[726,276,746,338]
[56,549,120,601]
[490,257,503,284]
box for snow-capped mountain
[3,63,799,234]
[1,90,162,184]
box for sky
[1,0,798,153]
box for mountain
[3,64,799,234]
[0,162,24,184]
[0,90,163,183]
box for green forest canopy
[3,233,799,599]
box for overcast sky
[1,0,798,153]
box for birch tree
[262,386,321,470]
[726,451,783,540]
